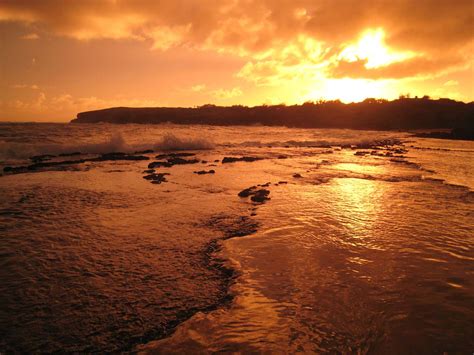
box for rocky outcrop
[194,170,215,175]
[143,172,170,184]
[238,186,271,203]
[413,127,474,141]
[222,156,262,164]
[3,153,149,174]
[148,156,200,169]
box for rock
[293,173,303,178]
[278,181,288,184]
[214,159,220,163]
[143,172,169,184]
[94,153,149,161]
[238,186,271,203]
[238,186,257,197]
[142,169,155,174]
[30,154,56,163]
[413,128,474,141]
[5,152,147,175]
[155,152,196,159]
[3,166,28,173]
[167,157,200,165]
[277,155,288,159]
[201,160,208,164]
[58,152,82,157]
[250,189,271,203]
[27,159,87,170]
[194,170,215,175]
[134,149,154,154]
[222,156,262,163]
[148,161,173,169]
[354,151,369,156]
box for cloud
[329,56,466,80]
[1,1,471,52]
[20,32,39,39]
[191,84,206,92]
[444,80,459,87]
[1,0,472,83]
[3,92,165,116]
[212,87,243,99]
[12,84,39,89]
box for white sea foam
[153,133,214,151]
[0,132,214,162]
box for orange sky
[1,0,473,121]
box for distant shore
[71,98,473,135]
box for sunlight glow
[339,28,414,68]
[307,78,393,103]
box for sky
[0,0,473,121]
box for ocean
[1,123,473,353]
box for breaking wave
[153,133,214,151]
[0,133,214,162]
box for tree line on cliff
[72,97,473,131]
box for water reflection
[327,177,386,249]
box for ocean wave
[232,138,401,148]
[0,133,214,161]
[153,133,214,151]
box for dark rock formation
[413,127,474,141]
[4,153,149,175]
[167,157,200,165]
[238,186,257,198]
[58,152,82,157]
[147,156,199,169]
[222,156,262,163]
[155,152,196,159]
[194,170,215,175]
[143,172,169,184]
[93,153,149,161]
[30,154,56,163]
[238,186,271,203]
[148,161,173,168]
[293,173,303,178]
[250,189,271,203]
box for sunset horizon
[1,1,473,121]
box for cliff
[71,97,474,131]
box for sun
[303,78,394,104]
[339,28,414,68]
[323,78,389,103]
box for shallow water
[1,123,473,353]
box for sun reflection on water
[327,177,386,246]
